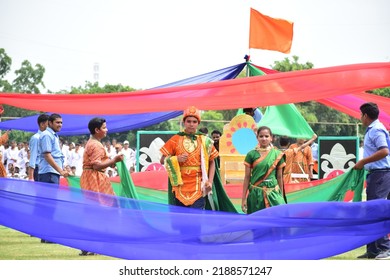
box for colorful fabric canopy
[0,63,246,135]
[1,63,389,115]
[1,62,389,133]
[249,62,390,129]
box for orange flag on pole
[249,8,294,54]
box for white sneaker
[375,250,390,260]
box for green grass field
[0,226,366,260]
[0,226,117,260]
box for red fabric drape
[1,63,390,115]
[353,92,390,114]
[251,63,390,129]
[317,93,390,129]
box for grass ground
[0,226,366,260]
[0,226,117,260]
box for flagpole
[244,54,250,78]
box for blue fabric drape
[0,63,246,135]
[1,177,390,260]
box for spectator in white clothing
[105,140,116,159]
[60,139,70,167]
[6,140,19,167]
[359,139,364,160]
[69,142,84,176]
[65,142,75,168]
[122,140,136,172]
[17,141,28,169]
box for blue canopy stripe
[0,63,246,135]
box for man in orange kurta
[289,138,315,183]
[279,134,317,184]
[160,106,219,209]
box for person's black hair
[199,127,209,134]
[211,130,222,136]
[360,102,379,120]
[279,135,290,147]
[37,113,49,125]
[88,117,106,135]
[257,126,272,137]
[48,113,62,122]
[243,108,255,114]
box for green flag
[247,63,314,138]
[258,104,314,138]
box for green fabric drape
[168,159,238,213]
[115,161,139,199]
[257,104,315,138]
[244,63,314,139]
[287,168,366,203]
[247,63,267,77]
[67,161,139,199]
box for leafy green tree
[199,110,225,133]
[0,49,44,116]
[299,101,358,136]
[270,56,358,136]
[0,49,44,141]
[372,88,390,97]
[218,109,240,122]
[272,55,314,71]
[12,60,45,93]
[0,48,12,92]
[65,81,137,94]
[147,120,178,133]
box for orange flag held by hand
[249,8,294,54]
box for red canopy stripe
[0,63,390,115]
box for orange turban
[182,106,201,123]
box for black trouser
[366,171,390,253]
[33,165,39,181]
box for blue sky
[1,0,389,92]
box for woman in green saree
[241,126,286,214]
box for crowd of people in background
[0,138,30,179]
[0,134,137,180]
